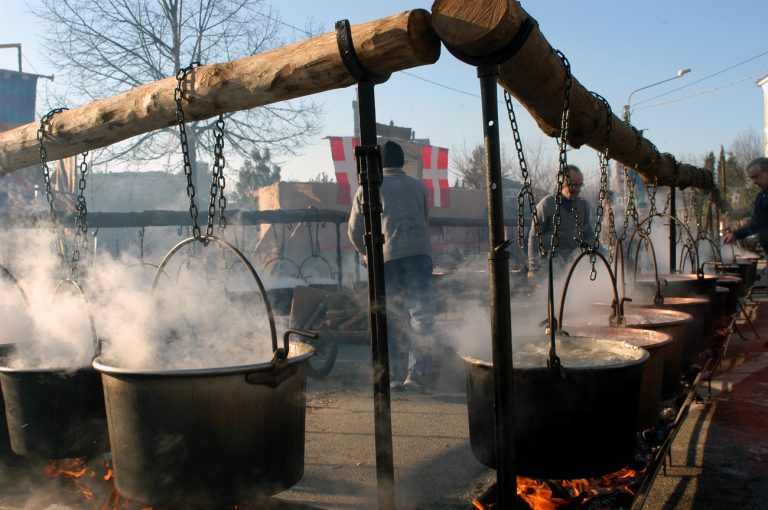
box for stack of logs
[291,286,367,332]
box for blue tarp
[0,70,38,125]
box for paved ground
[275,344,494,510]
[639,291,768,510]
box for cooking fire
[472,465,647,510]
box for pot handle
[54,277,100,360]
[1,264,30,306]
[152,235,279,355]
[274,328,319,367]
[558,249,624,332]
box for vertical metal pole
[356,80,396,510]
[669,186,677,272]
[335,221,343,291]
[478,63,516,508]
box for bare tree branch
[35,0,322,172]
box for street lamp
[622,68,691,122]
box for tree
[233,147,281,205]
[451,144,487,189]
[722,129,762,218]
[34,0,322,172]
[308,171,333,183]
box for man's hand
[723,232,736,244]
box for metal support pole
[333,21,395,506]
[335,221,343,291]
[670,186,677,272]
[478,63,517,508]
[356,79,396,510]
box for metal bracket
[335,19,390,84]
[442,17,537,66]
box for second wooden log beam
[431,0,714,190]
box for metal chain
[586,92,612,279]
[645,144,662,236]
[208,114,227,235]
[273,223,286,259]
[551,50,573,259]
[37,108,69,269]
[307,222,318,257]
[504,91,546,257]
[692,189,704,240]
[37,108,68,229]
[620,164,640,243]
[175,62,202,238]
[70,150,90,278]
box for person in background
[347,140,435,393]
[527,164,593,277]
[723,157,768,270]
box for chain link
[37,108,68,230]
[70,150,90,278]
[175,63,229,241]
[586,92,613,280]
[551,50,573,259]
[504,91,546,257]
[645,144,661,236]
[175,62,202,238]
[208,114,227,235]
[37,108,70,270]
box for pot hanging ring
[54,277,100,359]
[557,249,624,332]
[152,235,278,356]
[630,229,665,305]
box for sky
[2,0,767,185]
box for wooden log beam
[431,0,714,190]
[0,10,439,174]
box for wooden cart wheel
[305,335,338,378]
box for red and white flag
[421,145,450,208]
[329,136,360,205]
[329,137,450,208]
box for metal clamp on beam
[335,19,391,84]
[442,17,537,66]
[489,239,512,261]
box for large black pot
[95,235,317,508]
[0,343,15,458]
[625,297,710,370]
[94,340,314,507]
[0,366,108,458]
[462,336,647,479]
[714,274,743,316]
[634,273,718,303]
[735,257,759,288]
[565,326,672,430]
[568,306,691,399]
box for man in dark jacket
[528,164,592,276]
[724,157,768,258]
[348,140,435,393]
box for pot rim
[635,273,719,282]
[562,325,673,349]
[0,365,94,375]
[573,305,692,328]
[460,336,648,372]
[92,341,315,377]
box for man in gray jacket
[348,141,435,393]
[528,164,592,276]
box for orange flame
[43,457,96,500]
[513,466,645,509]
